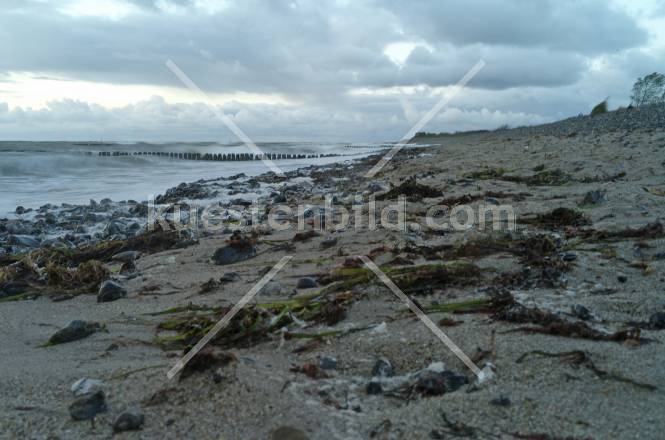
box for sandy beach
[2,107,665,439]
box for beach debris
[69,390,107,424]
[416,369,468,396]
[296,277,318,289]
[291,362,329,379]
[97,280,127,302]
[523,207,590,229]
[271,426,310,440]
[372,358,394,378]
[430,413,477,439]
[179,346,237,381]
[71,378,103,396]
[112,410,145,433]
[199,278,219,294]
[47,320,103,346]
[319,356,338,370]
[293,230,320,242]
[577,221,663,242]
[516,350,656,391]
[47,260,108,291]
[376,177,441,201]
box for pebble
[296,277,318,289]
[111,250,141,263]
[219,272,240,282]
[8,235,41,248]
[69,390,107,421]
[97,280,127,303]
[212,245,257,265]
[571,304,591,321]
[112,410,145,433]
[581,190,607,205]
[260,281,284,296]
[71,378,103,396]
[320,236,338,249]
[319,356,337,370]
[271,426,310,440]
[617,275,628,283]
[562,252,577,262]
[49,320,102,345]
[366,379,383,395]
[649,312,665,330]
[371,358,394,377]
[490,395,511,407]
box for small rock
[112,410,144,433]
[485,197,500,205]
[49,320,102,345]
[296,277,318,289]
[320,237,337,249]
[562,252,577,262]
[649,312,665,330]
[71,378,103,396]
[260,281,284,296]
[654,252,665,260]
[212,245,257,265]
[366,379,383,395]
[219,272,240,283]
[371,358,394,377]
[8,235,41,248]
[571,304,591,321]
[489,395,511,407]
[69,390,107,421]
[617,275,628,283]
[319,356,338,370]
[272,194,288,203]
[97,280,127,303]
[271,426,310,440]
[15,205,27,215]
[581,190,607,206]
[111,250,141,263]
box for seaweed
[465,168,572,186]
[376,177,441,201]
[516,350,656,391]
[575,221,664,242]
[522,207,590,229]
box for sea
[0,141,380,214]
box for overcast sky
[1,0,664,142]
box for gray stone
[581,190,607,205]
[415,370,468,395]
[271,426,310,440]
[113,410,145,433]
[296,277,318,289]
[69,390,107,421]
[49,320,102,345]
[319,356,338,370]
[212,245,257,265]
[571,304,591,321]
[219,272,240,283]
[649,312,665,330]
[111,250,141,263]
[8,235,41,248]
[320,237,338,249]
[97,280,127,303]
[371,358,394,377]
[260,281,284,296]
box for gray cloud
[0,0,659,141]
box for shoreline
[2,107,665,439]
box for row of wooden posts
[91,151,342,161]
